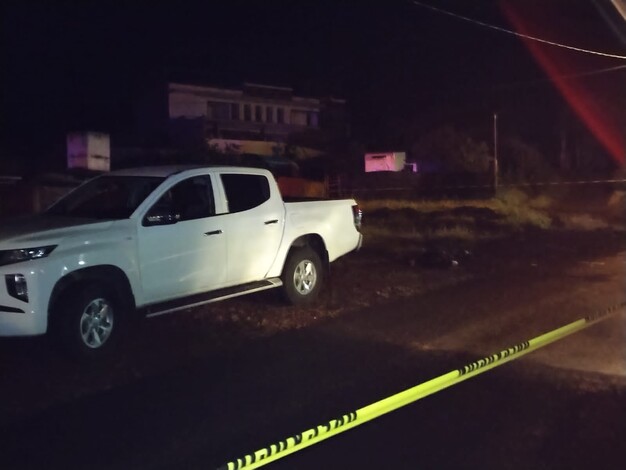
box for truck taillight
[352,204,362,230]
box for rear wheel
[281,246,324,305]
[53,283,122,358]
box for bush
[411,126,492,174]
[499,136,555,182]
[495,188,552,229]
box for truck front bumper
[0,265,48,337]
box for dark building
[167,82,348,152]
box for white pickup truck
[0,166,362,356]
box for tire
[52,283,122,358]
[281,246,324,305]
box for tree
[410,126,491,174]
[499,136,555,182]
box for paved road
[272,246,626,470]
[1,231,625,470]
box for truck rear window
[220,174,270,213]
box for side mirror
[143,207,180,226]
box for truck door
[137,175,227,303]
[219,172,284,284]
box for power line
[412,1,626,61]
[495,64,626,90]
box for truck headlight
[0,245,57,267]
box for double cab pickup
[0,166,362,356]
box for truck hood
[0,215,115,249]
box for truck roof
[108,165,269,178]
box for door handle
[204,230,223,236]
[264,219,279,225]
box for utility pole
[493,112,498,193]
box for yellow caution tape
[218,301,626,470]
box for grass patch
[608,190,625,208]
[426,225,476,241]
[361,225,424,241]
[559,214,609,231]
[360,198,493,213]
[362,224,477,243]
[360,188,554,245]
[528,194,552,209]
[492,200,552,229]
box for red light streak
[501,2,625,166]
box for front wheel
[53,284,122,358]
[281,246,324,305]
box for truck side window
[151,176,215,222]
[220,174,270,213]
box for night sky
[2,0,625,172]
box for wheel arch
[48,265,136,324]
[285,234,329,270]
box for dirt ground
[1,232,624,379]
[1,194,624,423]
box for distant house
[364,152,408,172]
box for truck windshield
[45,176,165,219]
